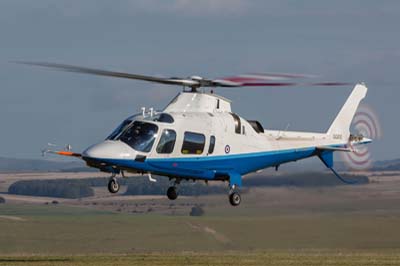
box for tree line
[7,172,368,199]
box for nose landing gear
[107,173,120,193]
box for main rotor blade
[14,61,351,89]
[13,61,199,87]
[215,74,350,87]
[251,73,318,79]
[212,80,351,87]
[213,73,351,87]
[220,73,317,83]
[238,82,352,87]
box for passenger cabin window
[181,132,205,155]
[230,113,241,134]
[156,129,176,154]
[208,136,216,154]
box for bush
[8,180,94,199]
[124,176,225,196]
[243,172,369,187]
[190,205,205,216]
[0,196,5,204]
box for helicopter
[17,62,371,206]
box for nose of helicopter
[82,140,134,159]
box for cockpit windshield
[117,121,158,152]
[106,120,133,140]
[107,113,173,142]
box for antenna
[276,123,290,140]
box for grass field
[2,171,400,265]
[1,252,400,266]
[1,204,400,265]
[2,204,400,254]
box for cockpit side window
[156,129,176,154]
[181,132,205,155]
[117,121,158,152]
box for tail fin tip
[327,83,368,139]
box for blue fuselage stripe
[88,146,320,180]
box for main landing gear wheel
[229,192,241,206]
[167,186,178,200]
[108,178,120,193]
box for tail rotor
[341,104,382,170]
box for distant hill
[372,158,400,171]
[0,157,92,173]
[244,172,368,187]
[6,172,369,199]
[334,158,400,171]
[279,157,400,172]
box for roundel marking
[224,145,231,154]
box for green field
[1,252,400,266]
[2,175,400,265]
[1,203,400,265]
[1,204,400,254]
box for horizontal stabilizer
[316,146,352,152]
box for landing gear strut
[108,174,120,193]
[228,184,241,206]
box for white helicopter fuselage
[82,84,370,188]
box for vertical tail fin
[327,83,368,140]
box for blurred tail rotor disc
[341,104,382,170]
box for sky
[0,0,399,160]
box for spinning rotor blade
[219,73,317,83]
[14,61,198,87]
[14,61,350,88]
[213,80,351,87]
[218,74,350,87]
